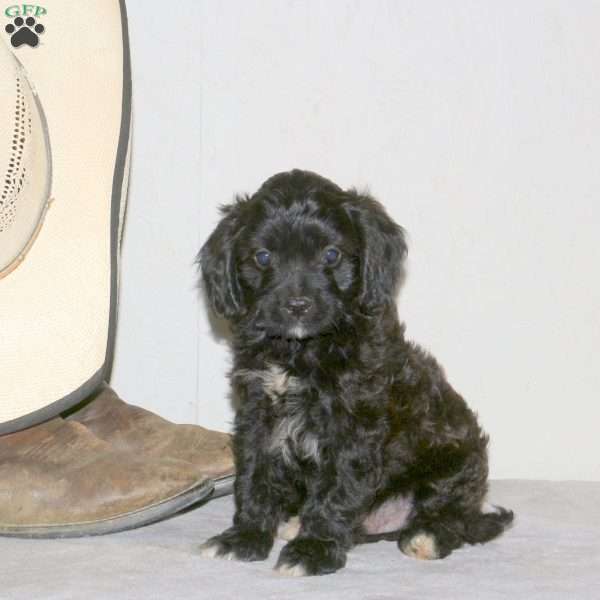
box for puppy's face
[236,191,357,339]
[200,170,407,339]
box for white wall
[112,0,600,481]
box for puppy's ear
[198,199,246,319]
[345,192,407,312]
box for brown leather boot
[0,417,214,538]
[66,385,235,496]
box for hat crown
[0,42,51,278]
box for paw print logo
[5,16,45,48]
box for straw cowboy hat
[0,0,233,537]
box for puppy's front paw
[275,537,346,576]
[199,527,273,562]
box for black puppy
[198,170,512,576]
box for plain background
[111,0,600,481]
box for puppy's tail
[463,504,514,545]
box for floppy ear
[198,199,246,319]
[345,192,407,313]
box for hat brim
[0,0,131,433]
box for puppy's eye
[324,246,341,266]
[254,249,272,268]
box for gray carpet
[2,480,599,599]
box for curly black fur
[198,170,513,576]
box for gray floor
[2,480,599,599]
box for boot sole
[0,479,214,539]
[210,473,235,498]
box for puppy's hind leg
[398,453,513,560]
[398,504,514,560]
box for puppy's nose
[284,296,313,316]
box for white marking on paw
[275,562,308,577]
[198,541,234,560]
[198,542,221,558]
[401,532,439,560]
[482,502,502,515]
[277,516,301,541]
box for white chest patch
[234,364,300,402]
[234,365,318,464]
[269,409,320,465]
